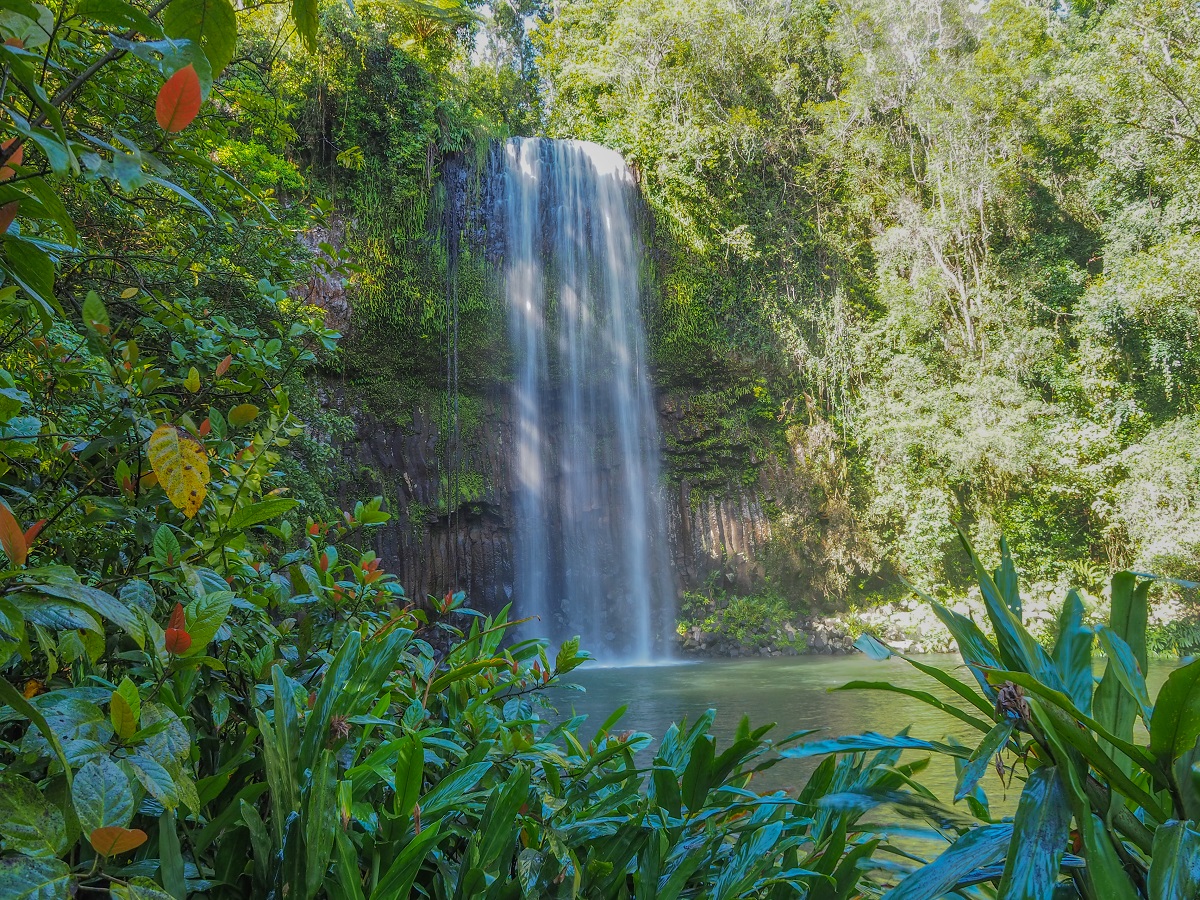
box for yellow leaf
[184,367,200,392]
[120,287,138,299]
[89,826,148,856]
[110,690,136,741]
[147,424,211,518]
[228,404,259,428]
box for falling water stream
[501,138,676,663]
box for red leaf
[165,627,192,655]
[22,519,45,546]
[0,200,18,233]
[0,501,27,567]
[215,354,232,377]
[198,417,211,437]
[156,65,202,133]
[0,139,23,182]
[168,601,186,631]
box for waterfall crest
[500,137,676,663]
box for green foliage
[846,535,1200,898]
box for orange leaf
[156,65,202,133]
[22,679,43,699]
[198,417,211,437]
[23,518,45,546]
[0,501,27,567]
[89,826,148,856]
[0,138,23,182]
[0,200,18,233]
[215,354,232,377]
[168,601,186,631]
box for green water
[556,654,1178,801]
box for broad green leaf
[183,589,232,655]
[1149,820,1200,900]
[160,809,186,899]
[162,0,236,75]
[1150,659,1200,763]
[881,824,1012,900]
[0,773,67,857]
[153,524,181,567]
[369,821,444,900]
[996,766,1070,900]
[74,0,164,37]
[127,753,179,810]
[229,497,298,531]
[1051,590,1094,716]
[303,750,339,899]
[779,732,966,760]
[1095,575,1151,762]
[0,855,73,899]
[1096,625,1154,724]
[291,0,317,50]
[113,876,177,900]
[32,580,144,648]
[927,600,1002,699]
[81,289,109,334]
[8,592,101,632]
[73,756,134,834]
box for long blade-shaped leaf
[1149,820,1200,900]
[1052,590,1094,716]
[955,720,1014,802]
[882,824,1013,900]
[996,767,1070,900]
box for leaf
[215,354,231,376]
[155,64,202,133]
[996,767,1070,900]
[0,856,73,899]
[229,498,298,531]
[110,689,137,741]
[1150,659,1200,763]
[1052,590,1094,716]
[779,732,965,760]
[82,290,110,335]
[369,822,444,900]
[127,753,179,810]
[89,825,148,855]
[0,200,17,233]
[833,681,994,734]
[153,524,181,567]
[147,423,210,517]
[183,590,231,654]
[73,756,135,833]
[0,678,74,809]
[1096,625,1154,723]
[0,498,27,566]
[113,877,177,900]
[304,750,338,899]
[228,403,259,427]
[1149,820,1200,900]
[954,719,1013,802]
[183,366,200,392]
[32,580,145,648]
[160,809,186,900]
[162,0,236,75]
[74,0,164,37]
[0,773,68,857]
[883,826,1013,900]
[291,0,318,50]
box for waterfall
[500,137,676,663]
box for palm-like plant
[810,534,1200,900]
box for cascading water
[500,137,676,664]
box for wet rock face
[331,386,517,611]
